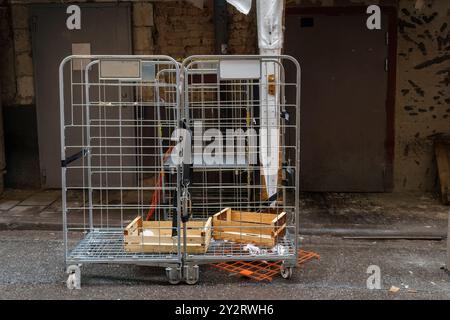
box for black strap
[182,163,191,187]
[61,149,88,167]
[280,110,289,121]
[171,191,178,237]
[180,119,192,187]
[257,190,282,212]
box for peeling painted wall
[394,0,450,191]
[286,0,449,192]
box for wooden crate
[123,216,212,254]
[212,208,286,247]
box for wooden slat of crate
[232,211,284,224]
[125,234,205,245]
[125,243,205,254]
[212,230,278,247]
[123,216,142,236]
[214,220,277,235]
[212,223,286,247]
[214,208,286,224]
[212,208,286,246]
[141,220,207,236]
[203,216,212,252]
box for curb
[0,221,447,239]
[300,225,447,239]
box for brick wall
[152,0,256,57]
[0,3,34,105]
[153,1,215,58]
[133,1,155,55]
[227,1,257,54]
[11,5,34,105]
[0,5,15,106]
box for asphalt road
[0,230,449,299]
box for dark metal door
[285,11,389,191]
[30,4,133,188]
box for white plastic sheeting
[226,0,252,14]
[257,0,283,204]
[256,0,283,51]
[226,0,283,51]
[259,61,281,204]
[226,0,284,205]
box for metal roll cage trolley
[60,54,301,288]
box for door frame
[29,2,133,188]
[285,6,397,191]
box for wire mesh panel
[180,55,301,264]
[60,55,182,266]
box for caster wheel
[280,265,293,279]
[67,273,79,289]
[66,265,81,289]
[185,277,199,285]
[184,265,199,285]
[166,267,182,285]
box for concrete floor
[0,189,448,299]
[0,230,448,299]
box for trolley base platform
[67,229,180,264]
[67,229,296,264]
[186,238,297,263]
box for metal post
[84,61,95,231]
[214,0,228,54]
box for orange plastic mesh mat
[210,250,320,282]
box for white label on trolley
[219,59,260,80]
[99,59,141,80]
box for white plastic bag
[243,243,261,255]
[143,229,154,237]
